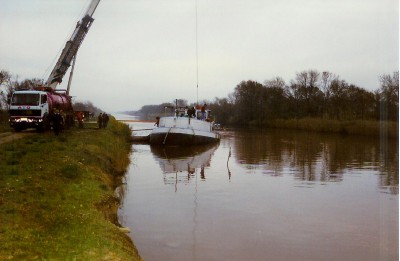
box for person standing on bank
[77,111,84,128]
[98,113,103,129]
[52,109,63,136]
[102,113,109,128]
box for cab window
[41,94,47,104]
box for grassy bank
[0,118,142,260]
[266,118,398,139]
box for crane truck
[8,0,100,132]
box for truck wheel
[36,124,45,132]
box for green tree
[207,97,234,125]
[233,80,265,125]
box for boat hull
[150,127,219,146]
[149,116,220,146]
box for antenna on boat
[195,0,199,105]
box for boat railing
[159,116,215,132]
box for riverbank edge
[0,118,142,260]
[251,118,399,139]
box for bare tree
[264,77,285,89]
[16,78,44,90]
[291,70,323,117]
[320,71,338,98]
[0,70,15,109]
[379,71,399,121]
[379,71,399,102]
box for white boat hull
[149,117,220,146]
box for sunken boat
[149,106,220,146]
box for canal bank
[0,118,142,260]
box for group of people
[154,104,210,127]
[97,112,109,129]
[48,110,110,135]
[174,104,208,120]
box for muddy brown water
[118,117,398,261]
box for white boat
[149,107,220,146]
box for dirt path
[0,131,34,146]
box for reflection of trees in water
[234,128,398,194]
[378,133,399,194]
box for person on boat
[201,103,207,120]
[184,106,189,117]
[155,116,160,127]
[200,166,205,180]
[188,106,196,118]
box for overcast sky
[1,0,398,112]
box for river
[117,117,398,261]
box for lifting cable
[195,0,199,105]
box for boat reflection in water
[150,144,219,190]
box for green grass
[0,118,141,260]
[0,120,12,133]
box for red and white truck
[8,0,100,132]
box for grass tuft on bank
[0,118,142,260]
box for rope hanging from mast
[195,0,199,105]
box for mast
[195,0,199,105]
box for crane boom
[46,0,100,89]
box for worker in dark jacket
[51,110,63,136]
[102,113,109,128]
[188,107,196,118]
[98,113,103,129]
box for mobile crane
[8,0,100,132]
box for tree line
[133,70,398,126]
[207,70,398,126]
[2,69,398,126]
